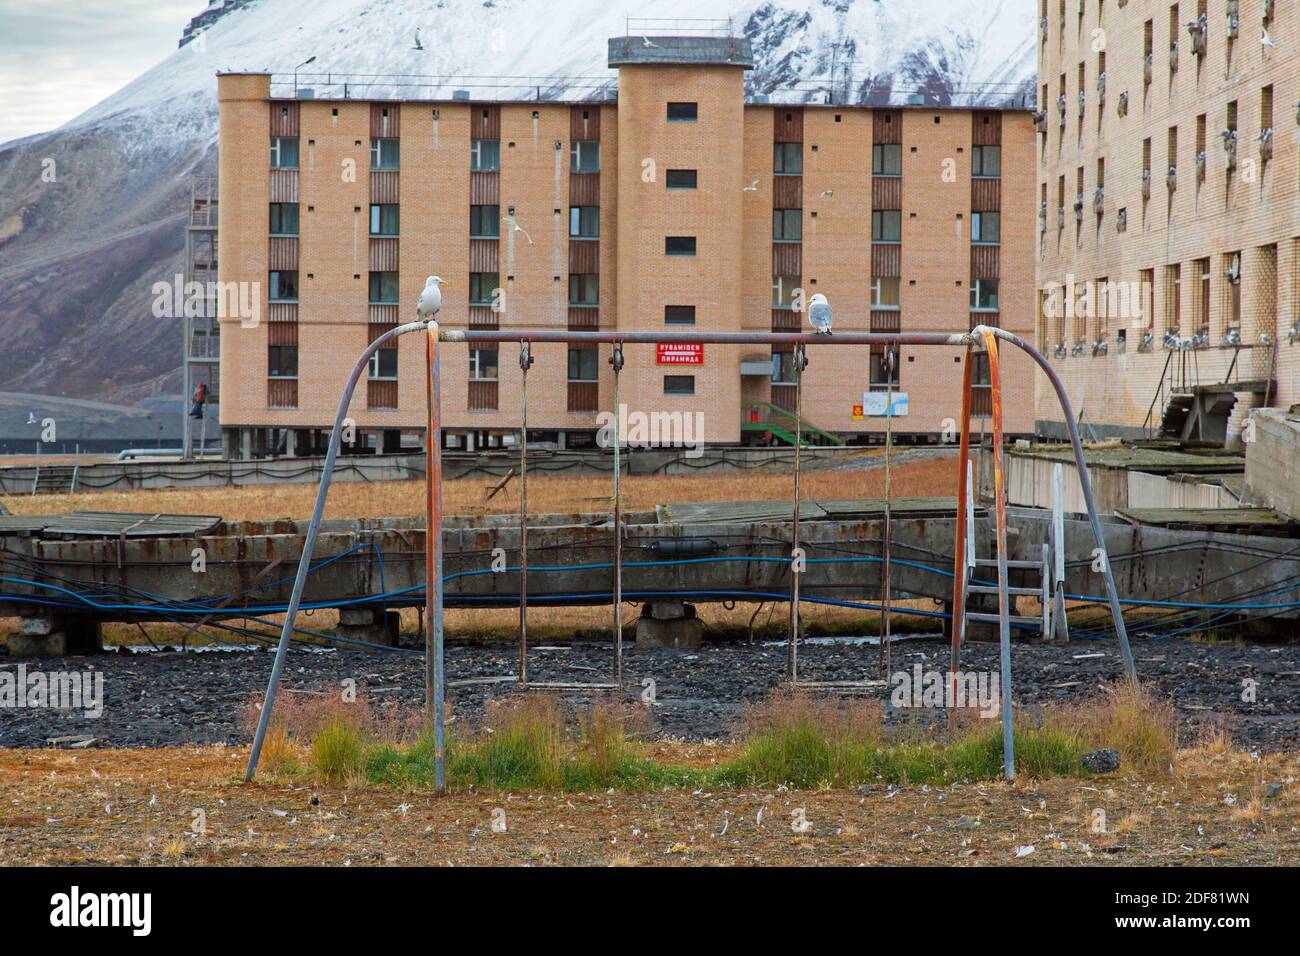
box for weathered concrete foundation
[6,611,104,658]
[635,600,704,648]
[334,607,400,651]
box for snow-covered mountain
[0,0,1035,416]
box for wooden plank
[269,101,299,137]
[774,107,803,142]
[570,105,600,141]
[370,170,400,203]
[369,237,400,272]
[370,103,400,138]
[471,171,500,204]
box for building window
[471,139,500,172]
[871,276,901,309]
[869,349,901,388]
[971,211,1000,244]
[470,272,499,306]
[368,347,398,380]
[369,204,399,236]
[370,138,400,170]
[469,347,499,381]
[569,273,598,305]
[568,346,598,381]
[774,142,802,175]
[665,236,696,256]
[269,270,299,302]
[664,305,696,326]
[872,210,902,243]
[270,137,299,169]
[772,276,800,309]
[666,169,697,189]
[771,350,797,383]
[470,204,500,238]
[666,102,698,122]
[971,145,1002,178]
[773,209,802,242]
[368,271,398,304]
[872,143,902,176]
[570,140,600,173]
[663,375,695,395]
[569,206,599,238]
[268,344,298,378]
[970,278,1000,312]
[269,202,299,236]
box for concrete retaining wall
[1245,409,1300,520]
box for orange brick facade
[1036,0,1300,440]
[217,49,1036,456]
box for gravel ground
[2,636,1297,750]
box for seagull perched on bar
[417,276,444,319]
[807,292,832,335]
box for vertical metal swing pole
[788,343,805,681]
[245,319,426,782]
[979,329,1015,779]
[611,344,625,682]
[426,324,447,793]
[948,345,975,731]
[518,342,532,685]
[1051,461,1070,643]
[880,346,895,679]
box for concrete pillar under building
[7,610,104,658]
[634,600,704,648]
[334,607,400,651]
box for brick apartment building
[216,33,1036,458]
[1036,0,1300,443]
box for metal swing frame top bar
[245,322,1138,789]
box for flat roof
[0,511,223,538]
[608,35,754,68]
[1009,444,1244,475]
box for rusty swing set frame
[245,322,1137,789]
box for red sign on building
[656,343,704,365]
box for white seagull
[417,276,445,319]
[807,293,832,335]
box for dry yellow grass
[0,456,956,523]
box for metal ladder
[957,460,1066,643]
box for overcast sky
[0,0,200,144]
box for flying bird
[505,217,534,245]
[417,276,444,319]
[743,179,759,191]
[641,36,658,48]
[1261,27,1280,47]
[807,293,832,335]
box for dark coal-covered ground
[2,636,1298,750]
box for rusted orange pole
[980,328,1015,778]
[949,344,975,726]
